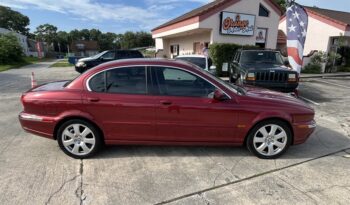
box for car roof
[176,55,207,58]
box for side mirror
[213,89,228,101]
[284,60,290,67]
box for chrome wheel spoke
[81,143,90,153]
[257,143,267,152]
[275,132,286,140]
[63,130,74,138]
[73,124,80,135]
[258,127,268,137]
[72,144,80,154]
[63,139,74,147]
[84,138,95,144]
[274,141,285,149]
[254,137,265,143]
[269,125,278,135]
[81,127,92,138]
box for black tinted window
[117,51,143,59]
[89,72,106,92]
[101,51,115,60]
[177,57,206,69]
[153,67,215,98]
[259,4,269,17]
[106,67,146,94]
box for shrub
[337,66,350,72]
[0,33,24,64]
[302,64,321,74]
[209,43,256,76]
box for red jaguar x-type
[19,59,316,159]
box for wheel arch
[243,117,294,146]
[53,116,105,141]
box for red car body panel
[19,59,316,146]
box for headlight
[76,61,86,67]
[246,72,255,81]
[288,73,297,82]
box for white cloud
[0,0,213,31]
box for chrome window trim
[86,64,231,99]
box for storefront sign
[256,28,267,43]
[220,12,255,36]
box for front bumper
[245,81,298,93]
[292,120,317,145]
[19,112,56,139]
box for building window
[259,4,270,17]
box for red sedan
[19,59,316,159]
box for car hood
[78,57,96,62]
[242,85,312,110]
[241,63,291,71]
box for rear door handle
[87,97,100,102]
[160,100,172,105]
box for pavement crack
[75,159,86,205]
[45,175,80,205]
[154,147,350,205]
[198,192,211,205]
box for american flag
[286,1,308,73]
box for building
[279,6,350,56]
[152,0,283,58]
[0,27,29,56]
[70,40,100,57]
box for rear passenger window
[89,72,105,92]
[106,67,147,94]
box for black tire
[57,119,103,159]
[246,120,292,159]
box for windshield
[240,51,284,65]
[176,57,206,69]
[91,51,108,59]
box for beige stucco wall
[153,0,281,57]
[279,16,345,55]
[200,0,280,49]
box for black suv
[229,49,299,93]
[75,50,143,73]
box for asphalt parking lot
[0,62,349,205]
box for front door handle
[87,97,100,102]
[160,100,172,105]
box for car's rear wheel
[246,120,292,159]
[57,119,102,159]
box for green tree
[89,29,102,41]
[98,32,117,51]
[274,0,287,13]
[0,33,23,64]
[34,24,58,49]
[0,6,30,35]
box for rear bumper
[292,120,317,145]
[19,112,56,139]
[245,81,298,93]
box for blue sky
[1,0,349,33]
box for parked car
[229,49,299,93]
[175,55,216,75]
[19,59,316,159]
[75,50,143,73]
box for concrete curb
[300,72,350,78]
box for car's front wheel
[57,119,102,159]
[246,120,292,159]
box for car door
[150,66,239,143]
[83,66,156,142]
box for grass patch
[0,57,52,72]
[337,66,350,72]
[50,59,73,67]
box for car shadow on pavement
[94,125,350,161]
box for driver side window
[101,51,115,60]
[152,67,216,98]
